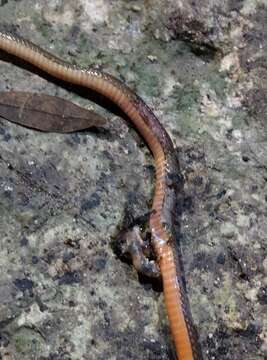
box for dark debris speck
[257,286,267,305]
[235,323,262,338]
[216,189,226,200]
[183,196,193,211]
[0,331,9,347]
[242,155,250,162]
[63,251,75,263]
[81,193,101,212]
[70,132,81,144]
[94,257,107,272]
[13,277,34,292]
[20,236,29,247]
[32,256,39,264]
[57,271,82,285]
[216,253,226,265]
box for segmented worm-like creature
[0,30,203,359]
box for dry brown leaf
[0,91,106,132]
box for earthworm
[0,30,203,359]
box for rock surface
[0,1,266,359]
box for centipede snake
[0,30,203,360]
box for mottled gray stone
[0,1,266,359]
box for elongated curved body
[0,30,202,359]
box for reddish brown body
[0,30,202,359]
